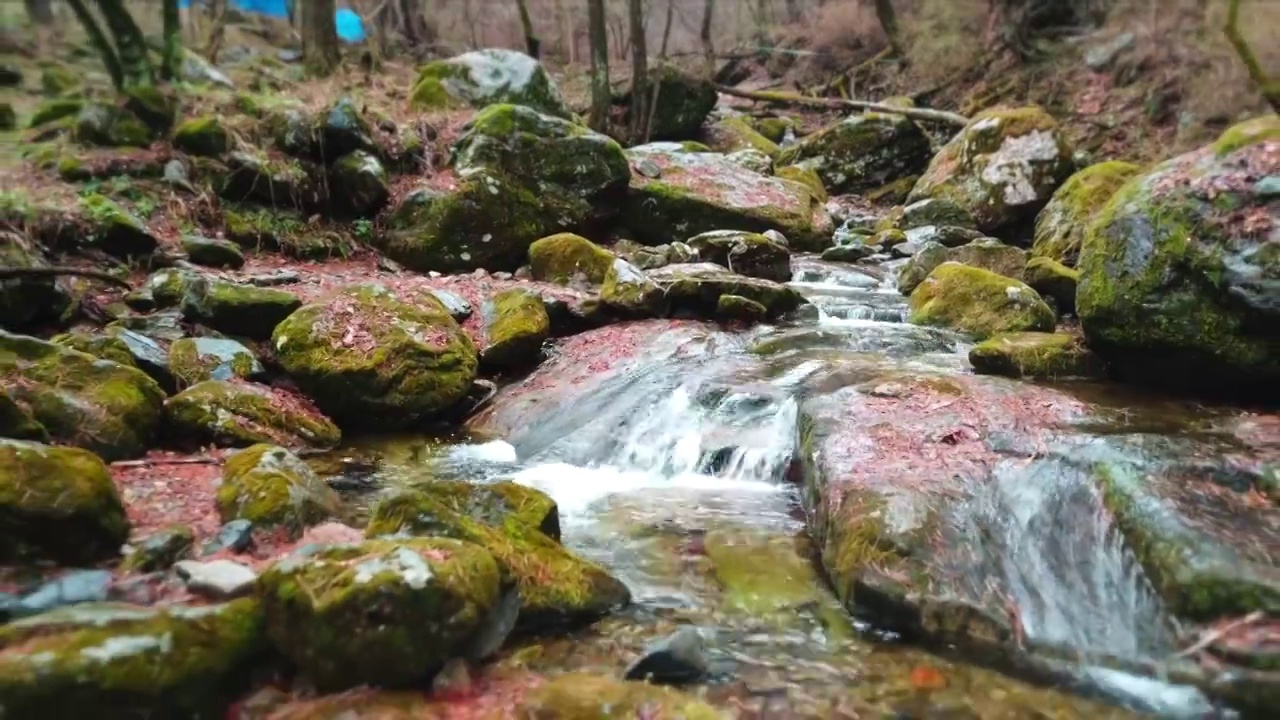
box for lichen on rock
[477,289,550,372]
[217,443,341,529]
[1031,160,1140,266]
[908,262,1056,340]
[776,111,931,196]
[968,332,1103,379]
[410,48,572,118]
[165,380,341,449]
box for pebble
[201,519,255,556]
[175,559,259,599]
[10,570,113,619]
[624,626,709,685]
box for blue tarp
[177,1,365,43]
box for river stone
[477,289,550,372]
[685,230,792,282]
[0,439,129,564]
[329,150,390,217]
[258,537,503,690]
[969,332,1103,379]
[625,626,709,685]
[76,193,160,258]
[217,444,341,531]
[202,519,254,556]
[272,284,478,428]
[121,524,195,572]
[50,331,137,368]
[452,103,629,200]
[0,332,164,460]
[621,145,835,251]
[1031,160,1141,266]
[174,559,258,599]
[9,570,115,619]
[775,110,931,196]
[180,235,244,269]
[0,233,74,331]
[164,380,341,450]
[903,224,985,249]
[181,276,301,340]
[410,48,572,118]
[167,336,263,388]
[1076,116,1279,397]
[649,263,806,319]
[601,258,665,316]
[429,289,473,321]
[907,106,1075,234]
[395,479,560,541]
[821,243,876,263]
[0,599,266,718]
[528,233,616,285]
[367,490,630,631]
[897,239,1029,295]
[611,238,698,271]
[908,262,1056,340]
[172,115,229,157]
[901,198,977,230]
[518,673,726,718]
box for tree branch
[1224,0,1280,113]
[714,84,971,127]
[0,266,133,289]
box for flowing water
[321,256,1246,718]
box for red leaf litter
[112,449,229,544]
[247,669,543,720]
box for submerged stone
[518,673,726,719]
[624,626,709,685]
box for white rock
[174,560,258,599]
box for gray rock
[181,235,245,269]
[110,328,177,392]
[174,559,259,599]
[821,244,876,263]
[124,525,194,572]
[201,519,255,556]
[624,626,709,685]
[1085,32,1136,71]
[13,570,113,619]
[430,289,473,321]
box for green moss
[181,276,301,340]
[411,49,571,118]
[972,105,1059,140]
[329,150,389,217]
[402,479,560,540]
[29,98,84,128]
[600,259,663,316]
[77,193,159,257]
[165,380,341,450]
[73,103,153,148]
[969,332,1102,379]
[774,112,930,195]
[172,115,229,157]
[1031,161,1141,266]
[0,390,48,442]
[715,293,767,323]
[217,444,341,529]
[1023,256,1079,310]
[704,116,781,156]
[908,263,1056,340]
[750,116,793,143]
[528,233,615,284]
[480,289,550,371]
[51,332,137,367]
[258,537,501,690]
[0,438,130,564]
[518,673,725,719]
[774,165,828,203]
[167,338,257,388]
[1210,115,1280,157]
[40,65,80,96]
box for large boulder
[164,380,341,449]
[72,103,153,148]
[685,230,792,282]
[648,263,805,319]
[968,332,1103,379]
[908,263,1056,340]
[896,238,1028,295]
[0,332,165,461]
[403,479,561,541]
[703,116,780,156]
[528,233,615,285]
[621,146,834,251]
[0,439,130,564]
[635,66,717,141]
[775,111,932,195]
[328,150,390,217]
[181,276,301,340]
[451,104,630,200]
[0,232,74,331]
[1077,116,1279,396]
[477,289,550,372]
[410,49,572,118]
[1031,160,1141,266]
[271,284,478,428]
[217,444,341,529]
[76,194,160,258]
[381,169,591,272]
[0,600,266,718]
[172,115,229,157]
[907,106,1075,234]
[258,537,503,690]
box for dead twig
[1174,611,1265,659]
[713,84,971,127]
[111,457,223,468]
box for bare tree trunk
[462,0,479,49]
[161,0,181,80]
[206,0,229,63]
[1225,0,1280,113]
[659,0,674,59]
[586,0,610,133]
[301,0,341,76]
[24,0,54,24]
[700,0,715,78]
[874,0,903,57]
[94,0,155,88]
[627,0,648,143]
[785,0,802,24]
[515,0,541,58]
[67,0,124,89]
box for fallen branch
[111,457,223,468]
[0,266,132,289]
[1174,611,1264,659]
[714,84,971,127]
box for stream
[320,255,1247,718]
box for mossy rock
[381,169,591,273]
[40,64,80,96]
[0,331,165,461]
[167,337,262,388]
[78,193,160,258]
[172,115,229,157]
[401,479,561,541]
[217,444,341,529]
[621,146,834,252]
[181,235,244,269]
[749,115,795,143]
[180,276,301,340]
[704,116,781,156]
[220,150,323,210]
[0,438,130,564]
[600,258,664,317]
[715,294,767,323]
[121,524,195,573]
[271,284,478,429]
[968,332,1103,379]
[258,537,502,690]
[141,268,198,309]
[1,234,75,331]
[478,289,550,372]
[0,102,14,131]
[0,389,48,442]
[1030,160,1140,267]
[328,150,390,217]
[1076,116,1280,396]
[611,238,699,271]
[774,164,828,203]
[896,239,1028,295]
[122,86,178,134]
[775,111,931,195]
[907,106,1075,234]
[165,380,340,450]
[314,98,377,160]
[723,148,773,175]
[410,48,572,118]
[634,66,717,141]
[29,98,83,128]
[72,103,154,148]
[1023,256,1079,312]
[901,198,977,230]
[51,332,137,367]
[451,103,630,200]
[649,263,806,319]
[518,673,726,719]
[528,233,615,285]
[0,600,267,719]
[367,490,630,630]
[222,206,305,251]
[908,263,1056,340]
[686,230,792,282]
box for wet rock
[202,519,255,556]
[76,193,159,258]
[168,337,263,388]
[174,559,258,599]
[1023,256,1079,312]
[897,239,1029,295]
[903,224,985,249]
[478,289,550,372]
[724,148,774,175]
[901,198,977,230]
[367,490,629,631]
[969,332,1103,379]
[258,537,503,690]
[429,289,473,320]
[50,331,137,368]
[686,230,792,282]
[181,235,245,269]
[0,599,266,717]
[518,673,726,718]
[776,109,931,195]
[122,524,195,572]
[624,626,709,685]
[649,263,807,319]
[705,115,780,156]
[172,115,229,157]
[72,103,153,148]
[181,275,301,340]
[0,233,75,332]
[1077,117,1279,396]
[106,328,177,391]
[411,48,572,118]
[908,262,1056,340]
[0,332,165,460]
[775,164,829,203]
[622,145,835,251]
[0,438,129,564]
[907,106,1075,234]
[217,444,341,530]
[165,380,341,449]
[381,169,591,272]
[272,284,478,428]
[611,238,698,270]
[528,232,615,285]
[394,479,561,541]
[329,150,389,217]
[452,103,630,201]
[1031,161,1140,266]
[821,243,876,263]
[633,66,717,141]
[220,149,323,209]
[601,258,665,316]
[9,570,114,619]
[715,294,768,324]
